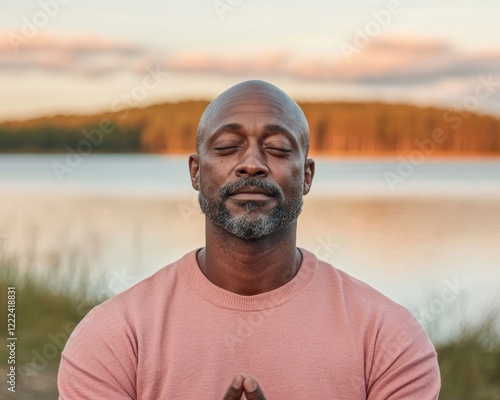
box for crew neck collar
[180,247,317,311]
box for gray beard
[198,177,303,240]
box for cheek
[199,175,217,197]
[199,162,226,196]
[278,166,305,196]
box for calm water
[1,154,500,338]
[1,154,500,197]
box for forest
[0,100,499,155]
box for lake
[1,154,500,340]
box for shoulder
[308,249,418,323]
[63,250,196,353]
[303,249,439,396]
[302,248,436,356]
[58,251,198,397]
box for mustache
[220,178,282,199]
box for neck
[196,220,301,295]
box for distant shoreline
[1,151,500,158]
[1,100,499,155]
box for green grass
[1,252,499,399]
[435,315,500,400]
[0,252,106,398]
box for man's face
[190,87,314,240]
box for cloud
[163,49,291,75]
[161,36,500,87]
[0,32,144,55]
[0,32,151,76]
[1,32,499,87]
[337,37,500,86]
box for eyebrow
[210,123,297,144]
[263,124,294,138]
[211,123,243,137]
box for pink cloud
[366,36,451,55]
[0,32,499,86]
[160,36,500,86]
[0,32,144,54]
[163,49,291,75]
[0,32,149,76]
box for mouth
[229,186,275,201]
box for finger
[243,377,266,400]
[223,374,244,400]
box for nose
[235,146,269,178]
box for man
[58,80,440,399]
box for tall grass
[435,314,500,400]
[0,250,107,399]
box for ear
[303,158,315,195]
[188,153,200,191]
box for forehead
[205,89,299,137]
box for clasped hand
[223,373,266,400]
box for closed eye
[214,146,240,151]
[264,140,293,154]
[266,147,292,153]
[213,146,241,155]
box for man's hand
[223,373,266,400]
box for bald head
[196,80,309,156]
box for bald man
[58,81,440,399]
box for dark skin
[188,81,315,399]
[223,374,267,400]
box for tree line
[0,100,499,155]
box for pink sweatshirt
[58,248,440,399]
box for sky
[1,0,500,121]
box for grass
[435,315,500,400]
[1,251,499,399]
[0,251,106,398]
